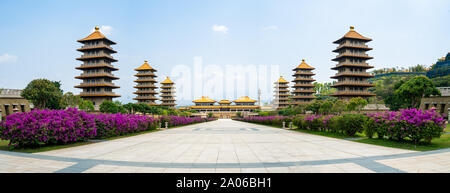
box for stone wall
[419,96,450,118]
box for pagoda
[159,76,176,108]
[133,60,158,105]
[291,59,316,105]
[75,26,120,109]
[273,76,290,109]
[330,26,376,100]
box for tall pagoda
[75,26,120,109]
[273,76,290,109]
[291,59,316,105]
[330,26,376,100]
[159,77,176,108]
[133,60,158,105]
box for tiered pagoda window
[291,59,316,105]
[330,26,376,100]
[273,76,290,109]
[133,60,158,105]
[75,26,120,110]
[160,77,176,108]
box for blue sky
[0,0,449,105]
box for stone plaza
[1,119,449,173]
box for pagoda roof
[276,76,289,83]
[135,60,157,71]
[161,76,174,84]
[77,26,116,44]
[333,26,372,44]
[293,59,315,70]
[218,100,232,104]
[233,96,257,103]
[193,96,216,103]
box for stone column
[448,108,450,121]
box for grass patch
[0,139,95,153]
[355,133,450,151]
[292,129,365,139]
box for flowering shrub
[337,114,367,136]
[159,116,215,127]
[366,109,445,143]
[93,113,158,139]
[0,108,158,148]
[236,108,445,144]
[234,116,291,127]
[0,108,97,148]
[304,115,323,131]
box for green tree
[347,97,368,113]
[61,92,81,109]
[331,100,347,114]
[207,112,214,118]
[306,100,323,114]
[395,76,441,108]
[100,101,120,114]
[319,100,333,114]
[432,75,450,87]
[21,79,63,109]
[79,100,95,112]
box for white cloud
[262,25,279,31]
[0,54,18,63]
[212,24,229,34]
[91,25,113,35]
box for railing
[334,90,373,94]
[79,53,114,58]
[293,83,314,86]
[79,81,115,86]
[80,91,117,95]
[334,71,372,76]
[79,62,115,68]
[337,62,369,66]
[336,52,369,57]
[336,43,369,49]
[334,80,373,85]
[136,72,156,75]
[0,89,22,98]
[81,43,113,50]
[79,72,114,77]
[136,84,157,87]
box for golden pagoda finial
[350,26,355,31]
[302,59,305,62]
[95,26,100,31]
[145,60,148,63]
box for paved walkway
[1,119,450,173]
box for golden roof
[276,76,289,83]
[77,26,116,44]
[218,100,232,104]
[193,96,216,103]
[161,76,174,84]
[135,60,156,71]
[294,59,315,70]
[334,26,372,43]
[233,96,257,103]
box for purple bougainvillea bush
[0,108,159,148]
[158,116,215,127]
[234,116,292,127]
[0,108,97,148]
[93,113,158,139]
[366,108,446,143]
